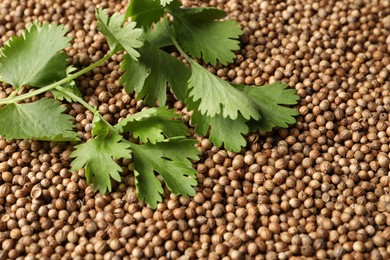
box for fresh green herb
[170,7,242,66]
[70,114,132,193]
[0,0,299,208]
[115,106,188,144]
[131,138,199,208]
[96,8,143,59]
[120,41,190,105]
[236,82,300,132]
[0,23,70,90]
[189,106,249,152]
[0,98,79,141]
[187,59,260,120]
[125,0,166,30]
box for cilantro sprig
[0,0,299,208]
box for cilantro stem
[163,18,190,61]
[55,86,97,113]
[7,91,17,99]
[7,86,26,99]
[0,50,116,105]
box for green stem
[7,91,18,99]
[7,86,26,99]
[0,50,116,105]
[55,86,97,113]
[164,18,190,61]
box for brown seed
[215,244,229,256]
[67,231,79,243]
[55,230,67,244]
[109,239,121,251]
[94,240,107,254]
[275,158,287,170]
[0,162,9,172]
[273,170,287,185]
[259,227,272,240]
[1,171,12,182]
[247,242,258,256]
[374,213,386,225]
[0,184,11,198]
[30,185,42,199]
[372,235,386,246]
[339,129,352,141]
[9,228,21,240]
[2,239,15,251]
[319,161,332,173]
[378,152,389,168]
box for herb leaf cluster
[0,0,299,208]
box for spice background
[0,0,389,259]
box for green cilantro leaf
[170,7,242,65]
[125,0,180,30]
[133,166,163,209]
[187,60,259,120]
[0,23,70,90]
[125,0,164,30]
[115,106,188,144]
[120,42,190,105]
[130,138,199,208]
[120,54,146,92]
[96,8,143,60]
[145,19,173,48]
[171,7,227,20]
[0,98,78,141]
[51,66,82,102]
[91,113,112,137]
[235,82,299,131]
[70,114,132,193]
[189,101,249,152]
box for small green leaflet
[96,8,143,60]
[125,0,165,30]
[91,113,113,137]
[171,7,242,65]
[51,66,82,102]
[133,167,163,209]
[187,60,259,120]
[70,114,132,193]
[189,100,249,152]
[115,106,188,144]
[235,82,299,131]
[130,138,199,208]
[125,0,181,30]
[0,23,70,90]
[0,98,78,141]
[120,42,190,105]
[188,82,299,151]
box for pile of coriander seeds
[0,0,389,259]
